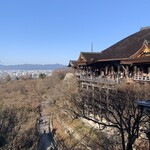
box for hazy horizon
[0,63,66,66]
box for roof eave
[97,58,127,62]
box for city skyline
[0,0,150,65]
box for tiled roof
[68,60,78,67]
[98,28,150,60]
[121,56,150,64]
[79,52,102,63]
[77,27,150,64]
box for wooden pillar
[86,84,89,90]
[126,66,129,73]
[111,66,114,79]
[105,66,108,75]
[106,88,109,109]
[118,65,120,75]
[99,87,102,121]
[137,67,140,76]
[134,66,137,76]
[148,67,150,76]
[111,66,114,72]
[117,66,120,83]
[125,65,130,82]
[92,86,95,118]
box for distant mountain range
[0,64,66,70]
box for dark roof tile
[80,52,102,62]
[99,28,150,60]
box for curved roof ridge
[140,26,150,31]
[81,51,101,54]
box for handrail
[133,75,150,82]
[75,72,150,83]
[79,76,119,84]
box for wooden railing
[74,72,81,76]
[79,76,119,84]
[75,72,150,85]
[133,75,150,82]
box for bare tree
[70,84,150,150]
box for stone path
[37,98,57,150]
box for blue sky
[0,0,150,65]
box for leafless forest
[0,69,150,150]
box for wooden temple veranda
[68,27,150,88]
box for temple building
[69,27,150,85]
